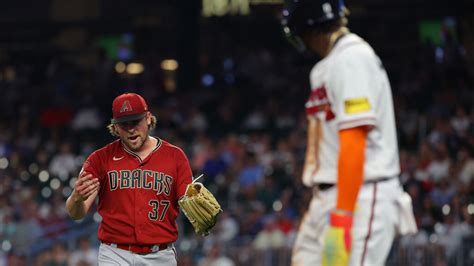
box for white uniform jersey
[303,33,400,185]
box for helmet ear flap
[282,25,307,52]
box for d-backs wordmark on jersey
[107,169,173,195]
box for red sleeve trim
[338,117,376,130]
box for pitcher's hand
[72,172,99,202]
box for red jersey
[82,137,192,244]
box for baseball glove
[178,180,222,236]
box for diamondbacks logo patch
[120,100,133,113]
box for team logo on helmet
[322,3,334,19]
[120,100,133,113]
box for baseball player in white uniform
[281,0,417,265]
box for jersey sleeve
[328,47,377,130]
[81,150,104,181]
[175,148,193,199]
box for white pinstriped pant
[291,178,414,266]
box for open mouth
[128,135,139,141]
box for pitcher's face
[115,112,151,152]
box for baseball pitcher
[281,1,418,265]
[66,93,219,265]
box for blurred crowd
[0,17,473,266]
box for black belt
[317,183,335,191]
[316,176,396,191]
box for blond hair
[107,115,157,137]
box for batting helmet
[281,0,346,51]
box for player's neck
[133,136,158,159]
[314,27,349,58]
[143,135,157,152]
[329,27,349,51]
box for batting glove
[322,210,353,266]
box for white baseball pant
[291,178,417,266]
[98,243,177,266]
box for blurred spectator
[458,147,474,185]
[274,210,294,236]
[274,110,297,130]
[0,135,12,158]
[430,178,456,208]
[198,243,235,266]
[214,212,239,243]
[191,135,211,171]
[15,116,40,159]
[428,119,450,146]
[418,197,438,233]
[10,202,42,255]
[48,142,77,180]
[437,210,472,261]
[238,201,265,237]
[405,178,424,213]
[0,252,5,266]
[38,193,68,238]
[220,135,241,166]
[273,139,294,168]
[243,108,268,131]
[40,243,69,266]
[6,253,26,266]
[256,176,279,212]
[427,143,451,182]
[202,144,228,180]
[40,106,73,129]
[414,142,433,181]
[184,107,209,132]
[238,151,264,188]
[253,216,285,250]
[450,106,470,137]
[69,237,98,266]
[71,104,103,131]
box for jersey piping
[121,137,163,163]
